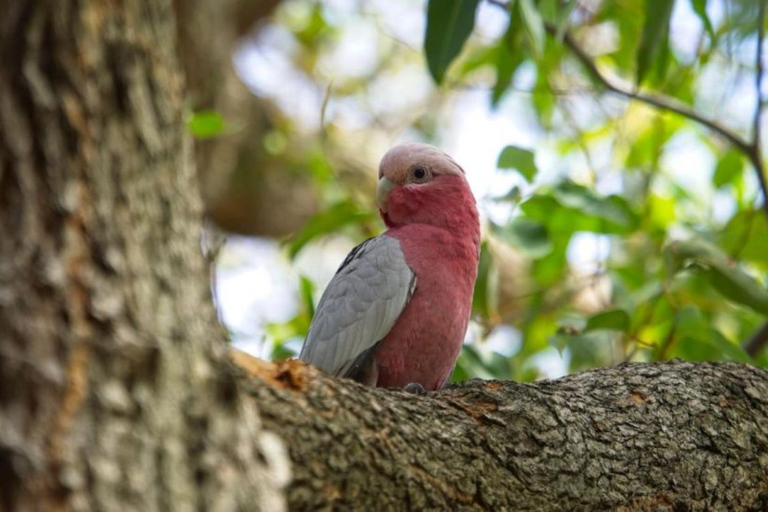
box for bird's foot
[404,382,427,395]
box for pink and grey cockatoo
[299,143,480,391]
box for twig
[746,320,768,357]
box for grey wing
[299,235,416,377]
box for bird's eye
[410,165,431,183]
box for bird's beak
[377,176,396,212]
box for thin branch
[745,320,768,358]
[558,30,754,155]
[486,0,754,155]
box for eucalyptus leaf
[424,0,480,84]
[636,0,675,85]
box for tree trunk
[0,1,287,510]
[2,1,768,512]
[233,352,768,511]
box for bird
[299,142,480,391]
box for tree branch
[232,350,768,510]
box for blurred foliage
[225,0,768,381]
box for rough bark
[233,351,768,511]
[0,1,287,510]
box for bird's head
[377,143,478,233]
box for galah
[299,143,480,391]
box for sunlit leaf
[267,315,310,347]
[636,0,675,85]
[299,275,315,318]
[424,0,481,84]
[648,194,677,231]
[585,309,631,333]
[497,145,538,182]
[188,111,226,139]
[713,150,744,188]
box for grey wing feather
[299,235,416,377]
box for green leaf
[554,0,578,42]
[497,145,538,182]
[550,181,638,233]
[585,309,631,333]
[636,0,675,85]
[299,276,315,318]
[491,185,522,203]
[521,188,638,236]
[670,307,750,362]
[424,0,481,84]
[188,111,226,139]
[515,0,546,57]
[713,150,744,188]
[549,330,614,371]
[451,344,511,382]
[492,12,524,107]
[690,0,716,42]
[721,209,768,269]
[287,201,375,259]
[267,315,310,347]
[494,218,552,258]
[472,241,498,320]
[665,240,768,315]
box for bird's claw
[404,382,427,395]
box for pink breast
[372,225,477,390]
